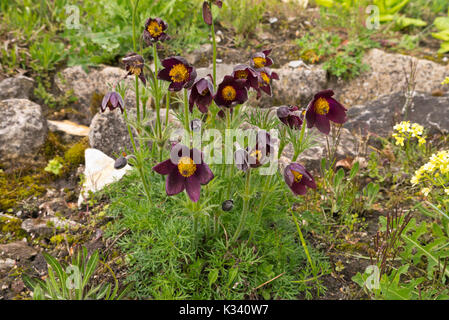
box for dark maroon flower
[214,75,248,107]
[232,64,260,93]
[305,90,347,135]
[122,53,146,85]
[251,49,273,69]
[277,105,303,130]
[152,144,214,202]
[189,76,214,113]
[143,17,169,45]
[256,67,279,97]
[284,162,316,196]
[158,56,197,92]
[101,91,124,113]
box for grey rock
[259,63,327,107]
[196,64,234,84]
[185,44,213,66]
[88,109,138,157]
[344,91,449,136]
[89,107,181,157]
[0,241,37,261]
[0,99,47,159]
[21,216,82,237]
[0,76,34,100]
[0,258,15,271]
[55,66,144,123]
[336,49,449,107]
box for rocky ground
[1,9,449,300]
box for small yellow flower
[445,189,449,196]
[421,188,431,196]
[442,77,449,85]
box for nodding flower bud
[222,199,234,211]
[114,156,128,170]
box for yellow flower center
[250,149,262,161]
[178,157,197,177]
[147,21,163,37]
[260,72,270,84]
[253,57,266,68]
[222,85,236,101]
[200,88,209,96]
[314,97,330,115]
[291,170,303,182]
[169,64,189,83]
[129,66,141,76]
[235,70,248,79]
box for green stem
[135,75,140,126]
[209,0,217,90]
[291,210,316,272]
[247,173,273,243]
[231,169,252,243]
[123,109,151,201]
[153,43,162,139]
[184,88,191,137]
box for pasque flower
[232,64,260,93]
[214,75,248,107]
[305,90,347,135]
[143,17,169,44]
[202,0,223,25]
[277,105,303,130]
[101,91,124,113]
[284,163,316,196]
[189,75,215,113]
[234,130,274,170]
[251,49,273,69]
[152,144,214,202]
[257,67,279,97]
[122,52,146,85]
[158,56,197,92]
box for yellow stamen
[169,64,189,83]
[235,70,248,79]
[222,85,236,101]
[253,57,266,68]
[250,149,262,161]
[178,157,197,177]
[129,66,141,76]
[147,20,163,37]
[314,97,330,115]
[260,72,270,84]
[291,170,303,182]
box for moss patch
[64,137,89,169]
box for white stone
[77,148,132,206]
[48,120,90,136]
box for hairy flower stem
[209,0,217,90]
[153,43,162,140]
[231,169,252,243]
[123,109,152,201]
[135,75,141,125]
[131,0,140,53]
[184,89,191,139]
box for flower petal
[153,159,176,175]
[166,171,185,196]
[186,175,201,202]
[315,115,331,135]
[196,163,214,185]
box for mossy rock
[0,215,27,243]
[64,137,89,169]
[0,171,47,211]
